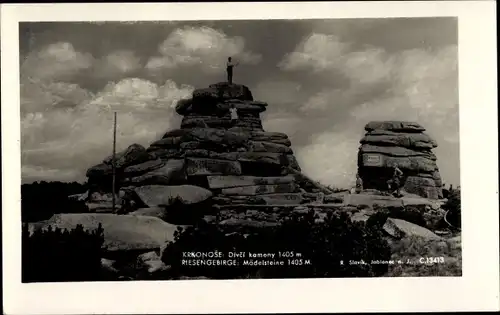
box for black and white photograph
[2,2,499,314]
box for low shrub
[22,223,105,282]
[22,181,89,222]
[161,210,392,279]
[386,235,462,277]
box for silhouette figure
[355,173,363,194]
[229,104,239,126]
[226,57,239,84]
[387,166,404,197]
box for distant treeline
[22,181,89,222]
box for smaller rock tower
[357,121,443,199]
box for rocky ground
[27,82,461,280]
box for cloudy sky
[19,18,459,188]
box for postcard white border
[2,1,499,314]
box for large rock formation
[357,121,443,199]
[85,82,317,213]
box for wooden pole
[112,112,117,213]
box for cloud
[253,80,303,106]
[21,78,194,183]
[145,26,262,74]
[93,50,143,78]
[279,32,459,187]
[21,42,94,81]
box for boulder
[207,175,295,189]
[125,159,186,186]
[365,121,425,132]
[383,218,441,240]
[123,159,165,177]
[136,251,170,274]
[40,213,181,252]
[185,157,242,176]
[134,185,213,207]
[86,163,113,178]
[216,102,266,113]
[103,144,151,169]
[175,98,193,115]
[221,183,297,196]
[129,207,167,219]
[150,137,183,148]
[361,131,437,149]
[147,149,182,160]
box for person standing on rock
[226,57,239,84]
[229,104,239,126]
[387,166,404,197]
[355,173,363,194]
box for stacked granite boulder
[85,82,316,216]
[357,121,443,199]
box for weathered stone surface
[260,193,304,205]
[183,149,240,161]
[123,159,165,177]
[237,152,285,166]
[286,155,301,171]
[383,218,441,240]
[250,131,288,139]
[134,185,213,207]
[126,159,186,186]
[403,176,441,200]
[150,137,183,148]
[359,153,437,172]
[185,157,242,176]
[361,131,437,149]
[192,83,253,106]
[365,121,425,132]
[324,193,346,204]
[216,102,266,113]
[148,149,182,160]
[248,141,292,153]
[184,128,249,147]
[175,98,193,115]
[360,144,436,160]
[219,218,278,229]
[207,175,295,189]
[221,183,297,196]
[103,144,151,169]
[39,213,181,252]
[345,194,405,207]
